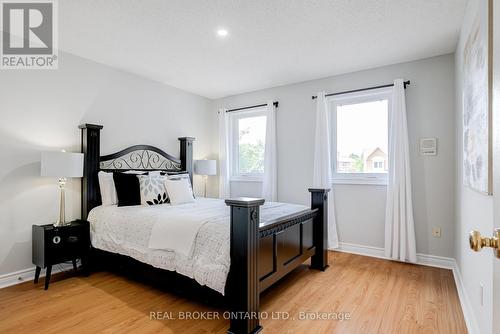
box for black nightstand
[32,220,90,290]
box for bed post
[178,137,195,185]
[308,188,330,271]
[225,197,265,334]
[79,124,103,220]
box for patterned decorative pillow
[137,175,169,206]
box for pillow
[162,171,188,176]
[167,173,194,194]
[137,174,169,206]
[98,171,117,206]
[113,172,142,207]
[164,178,195,205]
[160,171,190,178]
[123,170,149,174]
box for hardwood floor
[0,252,466,334]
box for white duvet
[88,198,309,294]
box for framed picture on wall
[462,0,493,195]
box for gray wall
[454,0,493,333]
[0,51,216,275]
[215,54,456,258]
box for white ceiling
[60,0,466,99]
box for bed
[79,124,329,334]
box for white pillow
[123,170,149,174]
[137,175,168,206]
[167,173,193,192]
[164,178,195,205]
[98,171,117,206]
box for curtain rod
[311,80,410,100]
[226,101,279,113]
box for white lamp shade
[41,151,84,178]
[194,160,217,176]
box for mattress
[88,197,309,294]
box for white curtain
[313,92,339,249]
[384,79,417,263]
[262,101,277,201]
[218,108,230,199]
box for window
[229,107,267,180]
[329,88,391,185]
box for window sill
[230,177,263,183]
[332,178,387,186]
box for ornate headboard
[100,145,182,171]
[79,124,194,220]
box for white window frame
[329,87,392,185]
[229,107,267,182]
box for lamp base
[54,178,67,227]
[203,175,208,198]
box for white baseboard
[415,253,457,269]
[335,242,478,334]
[452,261,480,334]
[0,263,74,289]
[335,242,387,260]
[335,242,456,269]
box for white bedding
[88,197,309,294]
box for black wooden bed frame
[79,124,329,334]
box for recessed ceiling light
[217,28,228,37]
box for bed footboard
[225,188,329,334]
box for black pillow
[113,172,142,207]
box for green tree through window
[349,153,364,172]
[236,114,266,175]
[239,140,265,174]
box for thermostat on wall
[420,138,437,156]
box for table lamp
[41,151,84,226]
[194,160,217,197]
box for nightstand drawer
[46,233,85,262]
